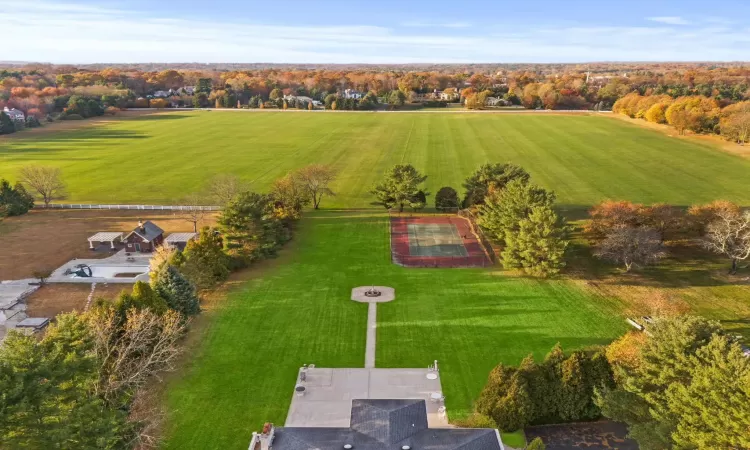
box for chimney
[138,220,145,232]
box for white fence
[37,204,220,211]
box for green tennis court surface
[407,223,468,257]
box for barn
[123,220,165,253]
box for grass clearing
[162,211,626,449]
[1,112,749,207]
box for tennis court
[407,223,469,257]
[390,216,493,268]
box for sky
[3,0,750,64]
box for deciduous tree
[18,165,66,206]
[594,227,665,271]
[293,164,336,209]
[701,209,750,274]
[435,186,460,211]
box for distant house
[181,86,196,95]
[485,97,510,107]
[342,89,364,99]
[3,107,25,122]
[123,220,164,253]
[283,95,314,104]
[439,91,459,101]
[152,90,170,98]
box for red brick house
[123,220,165,253]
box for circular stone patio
[351,286,395,303]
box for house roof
[269,400,502,450]
[124,221,164,243]
[165,232,198,243]
[88,232,123,242]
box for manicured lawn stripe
[1,112,749,207]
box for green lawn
[162,211,626,449]
[2,112,749,207]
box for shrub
[435,186,460,211]
[60,113,83,120]
[452,413,497,429]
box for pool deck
[48,250,152,284]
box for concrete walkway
[365,303,377,368]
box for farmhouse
[123,220,164,253]
[3,107,25,122]
[252,399,503,450]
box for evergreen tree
[478,178,555,244]
[0,111,16,134]
[218,191,288,265]
[667,335,750,449]
[598,316,727,450]
[559,352,590,421]
[501,205,568,277]
[490,373,534,431]
[182,227,230,289]
[370,164,427,212]
[152,265,200,316]
[0,180,34,217]
[462,163,530,207]
[0,315,132,448]
[435,186,460,211]
[476,363,517,415]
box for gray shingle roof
[126,221,164,242]
[351,399,428,444]
[270,400,502,450]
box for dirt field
[0,209,217,280]
[25,283,128,317]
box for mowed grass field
[2,111,750,207]
[162,211,626,449]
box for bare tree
[177,193,208,232]
[207,174,249,207]
[594,226,666,272]
[293,164,336,209]
[702,210,750,274]
[18,165,66,206]
[86,307,188,404]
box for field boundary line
[37,204,221,211]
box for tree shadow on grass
[129,114,192,121]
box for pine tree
[667,335,750,449]
[462,163,530,207]
[502,205,568,277]
[490,373,534,432]
[152,265,200,316]
[370,164,427,212]
[476,363,516,415]
[478,179,555,243]
[559,351,590,421]
[0,111,15,135]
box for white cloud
[646,16,691,25]
[2,0,749,63]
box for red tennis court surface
[390,216,493,268]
